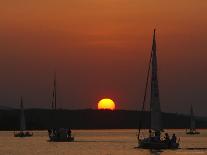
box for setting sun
[98,98,116,110]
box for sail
[190,105,196,131]
[150,29,162,132]
[20,97,26,131]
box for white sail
[150,29,162,132]
[190,105,196,131]
[20,97,26,131]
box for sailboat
[48,73,74,142]
[137,30,179,149]
[14,97,33,137]
[186,105,200,134]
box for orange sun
[98,98,116,110]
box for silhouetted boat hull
[49,135,74,142]
[138,139,179,149]
[186,131,200,135]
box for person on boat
[68,128,71,138]
[171,133,177,144]
[154,131,161,142]
[53,128,57,137]
[148,129,152,138]
[164,133,170,145]
[56,129,60,139]
[19,131,24,137]
[144,129,153,142]
[48,129,52,137]
[25,131,29,135]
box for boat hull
[186,131,200,135]
[49,136,74,142]
[138,139,179,150]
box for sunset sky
[0,0,207,116]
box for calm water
[0,129,207,155]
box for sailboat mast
[20,96,26,132]
[137,30,162,140]
[51,72,57,110]
[190,104,195,131]
[150,29,162,132]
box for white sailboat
[48,73,74,142]
[137,30,179,149]
[14,97,33,137]
[186,105,200,134]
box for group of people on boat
[14,131,33,137]
[162,133,177,146]
[48,128,72,140]
[146,129,178,147]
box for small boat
[14,97,33,137]
[48,73,74,142]
[186,105,200,135]
[137,29,179,149]
[48,128,74,142]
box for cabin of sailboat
[14,97,33,137]
[186,105,200,134]
[137,30,179,149]
[48,73,74,142]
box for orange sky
[0,0,207,115]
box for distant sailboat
[48,73,74,142]
[186,105,200,134]
[14,97,33,137]
[137,30,179,149]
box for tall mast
[190,104,195,131]
[137,30,162,140]
[20,96,26,131]
[150,29,162,132]
[54,72,57,110]
[51,72,57,110]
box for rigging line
[137,48,153,140]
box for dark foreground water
[0,129,207,155]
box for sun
[98,98,116,110]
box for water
[0,129,207,155]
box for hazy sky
[0,0,207,116]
